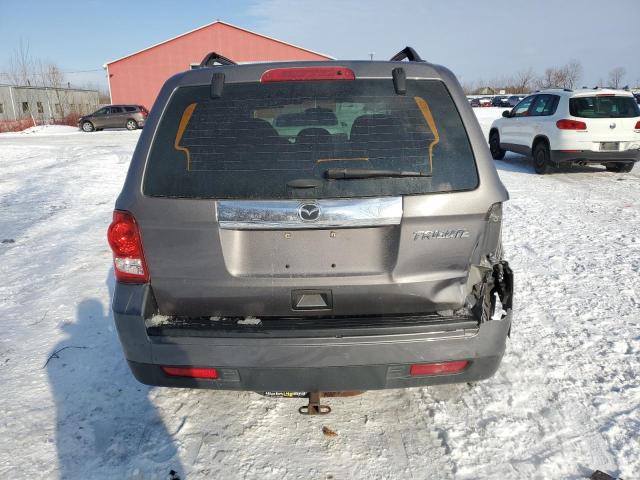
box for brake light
[634,120,640,130]
[161,366,218,379]
[556,119,587,130]
[261,66,355,83]
[409,360,469,376]
[107,210,149,283]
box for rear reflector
[556,119,587,130]
[409,360,469,376]
[261,66,355,83]
[161,366,218,379]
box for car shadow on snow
[47,270,184,479]
[495,153,609,175]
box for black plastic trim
[389,46,424,62]
[146,312,478,339]
[550,149,640,164]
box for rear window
[144,79,478,199]
[124,106,137,112]
[570,95,640,118]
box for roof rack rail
[389,46,424,63]
[199,52,237,68]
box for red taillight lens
[107,210,149,283]
[634,120,640,130]
[556,119,587,130]
[261,66,355,83]
[409,360,469,376]
[161,366,218,379]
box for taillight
[556,119,587,130]
[261,66,355,83]
[161,366,218,379]
[634,120,640,130]
[409,360,469,376]
[107,210,149,283]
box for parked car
[469,97,480,107]
[479,97,493,107]
[108,47,513,409]
[634,93,640,104]
[492,96,509,107]
[78,104,148,132]
[489,89,640,173]
[506,95,522,107]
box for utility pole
[368,53,375,61]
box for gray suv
[108,48,513,410]
[79,104,147,132]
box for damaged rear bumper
[113,276,513,392]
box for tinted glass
[569,96,640,118]
[530,94,558,116]
[512,96,534,116]
[124,106,137,112]
[144,79,478,199]
[110,107,123,114]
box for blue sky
[1,0,638,90]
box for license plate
[600,142,619,151]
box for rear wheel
[125,119,138,131]
[605,162,634,173]
[489,131,505,160]
[533,142,553,174]
[81,121,94,132]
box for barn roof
[104,20,334,66]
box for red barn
[104,21,333,110]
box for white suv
[489,89,640,174]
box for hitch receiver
[299,391,331,415]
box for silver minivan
[108,48,513,412]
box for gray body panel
[112,59,512,391]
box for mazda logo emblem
[298,203,321,221]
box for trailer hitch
[299,391,331,415]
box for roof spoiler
[389,47,424,62]
[198,52,237,68]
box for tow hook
[299,391,331,415]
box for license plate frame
[600,142,620,152]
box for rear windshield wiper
[325,168,432,179]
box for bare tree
[7,40,34,86]
[43,63,69,120]
[608,67,626,89]
[7,40,39,125]
[537,67,558,89]
[535,60,582,90]
[564,59,582,90]
[513,67,536,93]
[460,79,476,96]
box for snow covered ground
[0,111,638,479]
